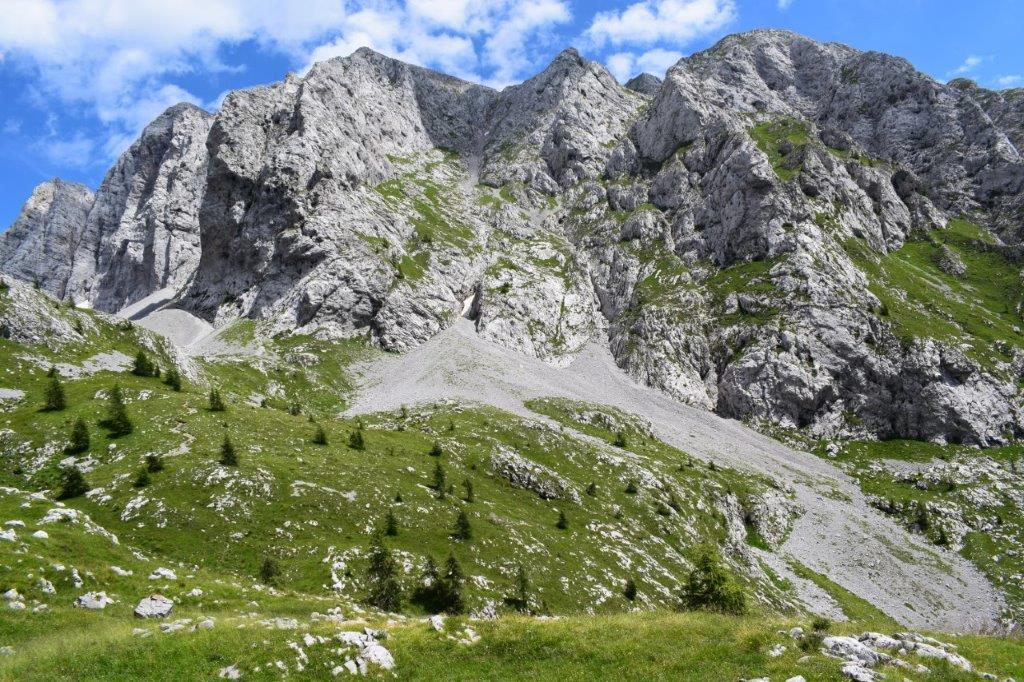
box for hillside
[1,26,1024,680]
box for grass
[748,118,810,182]
[844,218,1024,370]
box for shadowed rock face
[3,30,1024,445]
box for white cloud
[35,132,96,168]
[584,0,735,48]
[777,0,794,9]
[605,48,682,83]
[996,74,1022,88]
[2,119,22,136]
[949,55,984,76]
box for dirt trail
[346,318,1004,633]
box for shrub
[219,434,238,466]
[260,556,282,586]
[624,577,637,601]
[556,509,568,530]
[428,440,443,457]
[163,366,182,391]
[613,431,628,448]
[454,508,472,541]
[99,384,132,437]
[586,481,597,496]
[462,478,474,503]
[55,467,89,501]
[42,377,66,411]
[365,536,402,611]
[208,388,226,412]
[64,417,90,455]
[348,428,364,450]
[679,544,746,615]
[289,402,302,416]
[145,454,164,473]
[625,479,639,495]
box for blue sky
[1,0,1022,228]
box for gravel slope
[346,318,1004,633]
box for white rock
[428,614,445,632]
[149,567,177,581]
[111,566,133,577]
[73,592,114,610]
[134,594,174,618]
[31,530,48,539]
[218,664,242,679]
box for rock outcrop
[3,30,1024,445]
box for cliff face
[3,30,1024,445]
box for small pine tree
[613,431,628,448]
[384,508,399,537]
[505,563,531,613]
[133,469,151,488]
[915,500,930,531]
[556,509,569,530]
[312,424,328,445]
[42,377,66,411]
[46,365,57,378]
[454,508,472,541]
[208,388,226,412]
[441,554,465,614]
[260,556,282,586]
[624,577,637,601]
[394,491,403,503]
[679,544,747,615]
[428,440,443,457]
[936,526,949,546]
[55,467,89,500]
[145,454,164,473]
[586,481,597,496]
[625,479,639,495]
[411,555,445,613]
[64,417,90,455]
[163,366,182,391]
[348,428,364,450]
[365,536,403,612]
[432,462,447,499]
[219,434,238,466]
[462,478,474,503]
[132,351,156,377]
[99,384,132,437]
[289,402,302,416]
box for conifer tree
[462,478,474,503]
[586,481,597,496]
[432,462,446,499]
[219,434,238,466]
[55,466,89,500]
[454,508,472,541]
[312,424,328,445]
[348,427,364,450]
[43,376,66,411]
[679,544,746,615]
[441,554,465,614]
[145,454,164,473]
[613,431,628,448]
[428,440,443,457]
[384,508,399,537]
[99,384,133,437]
[365,536,402,611]
[132,351,156,377]
[412,555,444,612]
[556,509,569,530]
[505,563,530,613]
[163,366,182,391]
[65,417,90,455]
[208,388,226,412]
[133,468,151,488]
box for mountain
[2,28,1024,680]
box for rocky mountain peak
[625,73,662,96]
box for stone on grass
[134,594,173,618]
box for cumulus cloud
[605,48,682,83]
[777,0,794,9]
[584,0,735,48]
[949,55,984,76]
[996,74,1022,88]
